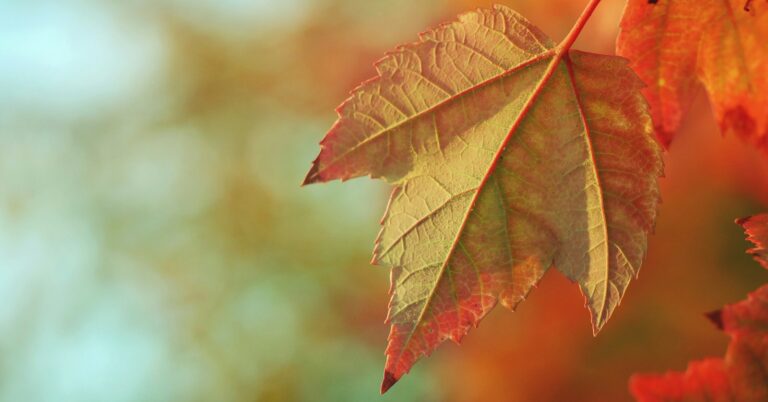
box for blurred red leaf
[630,215,768,402]
[304,4,662,392]
[617,0,768,150]
[631,359,731,402]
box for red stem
[558,0,602,53]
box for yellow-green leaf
[304,5,663,392]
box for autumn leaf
[304,4,662,392]
[630,215,768,402]
[617,0,768,149]
[630,285,768,402]
[630,359,731,402]
[738,213,768,269]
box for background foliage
[1,0,767,401]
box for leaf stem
[558,0,602,53]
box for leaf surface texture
[305,5,662,391]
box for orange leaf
[305,5,662,392]
[617,0,768,150]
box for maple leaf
[738,213,768,269]
[630,215,768,402]
[617,0,768,149]
[304,4,662,392]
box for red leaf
[630,359,731,402]
[630,216,768,402]
[617,0,768,151]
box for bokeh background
[1,0,768,401]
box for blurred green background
[1,1,767,401]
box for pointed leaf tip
[705,309,724,330]
[735,216,752,226]
[301,162,321,186]
[591,323,603,337]
[381,371,398,394]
